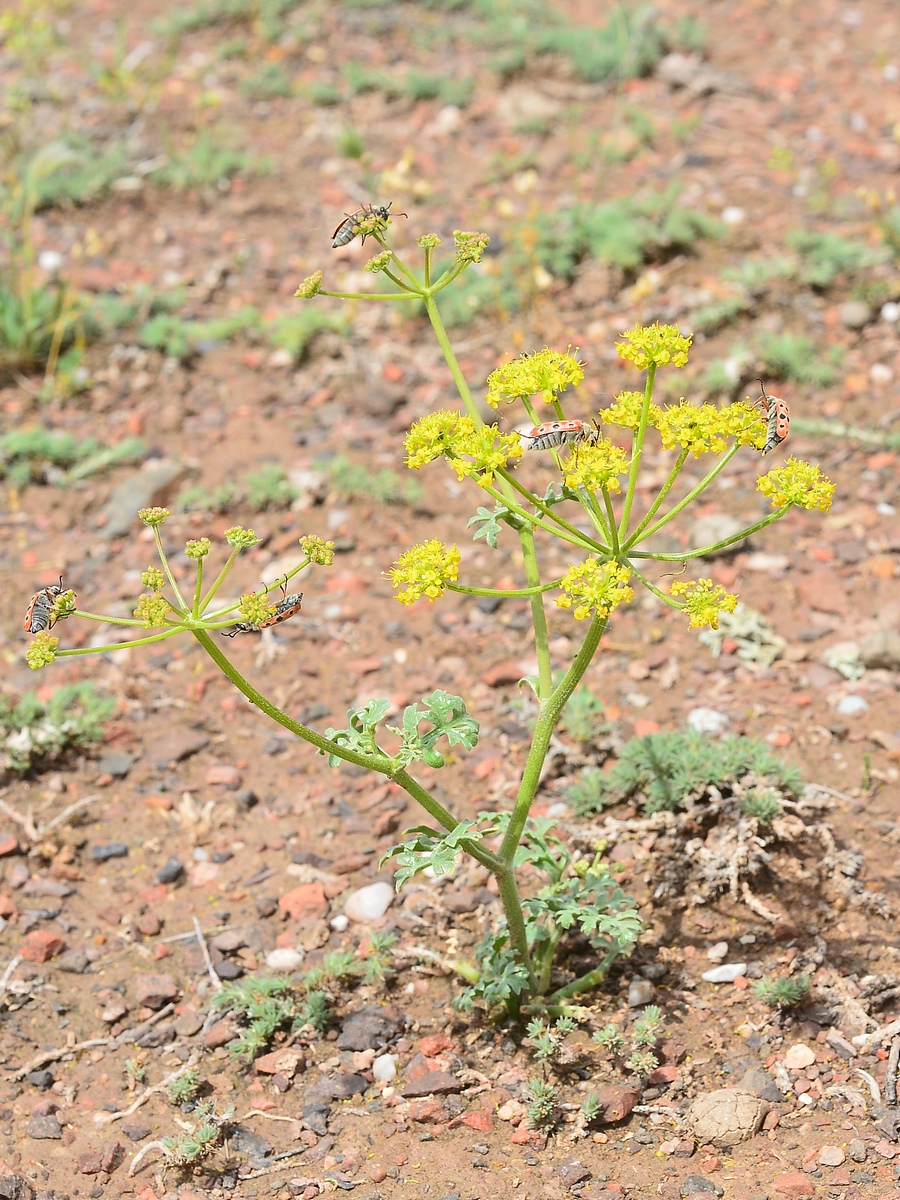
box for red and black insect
[24,576,72,634]
[331,202,406,248]
[519,419,601,451]
[755,380,790,455]
[221,579,303,638]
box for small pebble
[330,915,350,932]
[627,977,656,1007]
[881,301,900,323]
[687,707,730,734]
[706,942,729,961]
[265,948,304,972]
[343,881,394,923]
[783,1043,816,1070]
[701,963,747,983]
[372,1053,397,1082]
[91,843,128,862]
[154,856,185,885]
[835,694,868,716]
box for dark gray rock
[25,1070,55,1091]
[25,1115,62,1139]
[55,950,91,974]
[91,843,128,862]
[97,752,135,778]
[227,1123,271,1160]
[555,1157,592,1186]
[401,1071,463,1098]
[144,729,210,768]
[682,1176,721,1197]
[336,1006,400,1051]
[154,855,185,885]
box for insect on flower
[24,576,72,634]
[331,202,407,248]
[221,578,303,638]
[519,419,602,451]
[755,380,790,455]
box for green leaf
[381,817,492,889]
[323,697,392,764]
[386,690,479,769]
[467,503,516,546]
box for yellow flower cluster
[657,399,761,457]
[598,390,662,430]
[185,538,211,560]
[294,270,323,298]
[556,559,634,621]
[670,578,739,629]
[134,593,173,628]
[453,230,490,264]
[300,534,336,565]
[405,412,522,485]
[417,234,442,250]
[142,567,166,589]
[26,631,58,669]
[138,506,170,527]
[238,591,278,628]
[390,540,460,606]
[485,347,584,408]
[757,457,834,512]
[225,526,260,549]
[562,440,630,492]
[616,323,691,370]
[365,251,393,274]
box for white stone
[38,250,64,272]
[883,301,900,323]
[836,694,868,716]
[372,1053,397,1082]
[344,881,395,923]
[721,206,744,225]
[701,963,747,983]
[265,948,304,972]
[687,707,730,734]
[784,1042,816,1069]
[330,914,349,932]
[707,941,729,961]
[871,362,893,385]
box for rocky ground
[3,0,900,1198]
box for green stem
[601,489,620,556]
[381,268,418,293]
[154,527,188,613]
[57,628,184,656]
[496,468,608,553]
[192,560,204,621]
[200,546,241,611]
[628,440,742,548]
[423,294,481,425]
[481,480,603,553]
[548,946,620,1003]
[69,610,156,627]
[496,868,539,995]
[624,448,690,547]
[628,505,790,560]
[319,289,421,302]
[447,579,563,598]
[626,562,679,608]
[618,362,656,538]
[520,523,552,701]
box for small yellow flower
[449,424,523,488]
[51,590,77,622]
[134,593,173,628]
[365,251,393,274]
[300,534,335,565]
[138,506,170,527]
[757,457,834,512]
[657,400,736,457]
[142,566,166,589]
[453,230,490,264]
[417,233,442,250]
[225,525,260,549]
[26,632,59,669]
[598,390,662,430]
[389,540,460,606]
[405,411,478,468]
[670,578,739,629]
[485,347,584,408]
[556,559,634,621]
[616,322,691,370]
[725,399,768,450]
[294,270,323,298]
[237,591,277,628]
[185,538,211,560]
[562,440,630,492]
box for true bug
[331,202,406,248]
[221,579,303,638]
[754,380,790,455]
[519,419,601,451]
[24,576,72,634]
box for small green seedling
[753,975,811,1009]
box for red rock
[401,1070,463,1097]
[0,894,17,918]
[419,1034,453,1057]
[278,882,328,920]
[596,1085,640,1124]
[345,656,384,675]
[153,944,173,960]
[772,1171,816,1197]
[407,1098,449,1123]
[828,1168,851,1186]
[795,572,848,615]
[203,1020,236,1049]
[511,1125,538,1144]
[0,835,19,856]
[633,718,660,738]
[134,973,178,1009]
[406,1053,442,1081]
[19,930,64,963]
[461,1110,494,1132]
[135,913,162,936]
[330,852,373,875]
[144,794,173,811]
[76,1152,103,1174]
[648,1064,678,1085]
[206,764,242,787]
[483,661,525,687]
[367,1165,387,1183]
[255,1048,304,1077]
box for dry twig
[193,916,223,991]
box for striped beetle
[331,202,406,248]
[222,578,303,638]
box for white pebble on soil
[836,694,869,716]
[687,707,730,734]
[265,948,304,972]
[372,1053,397,1082]
[702,963,747,983]
[330,914,349,932]
[344,880,395,923]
